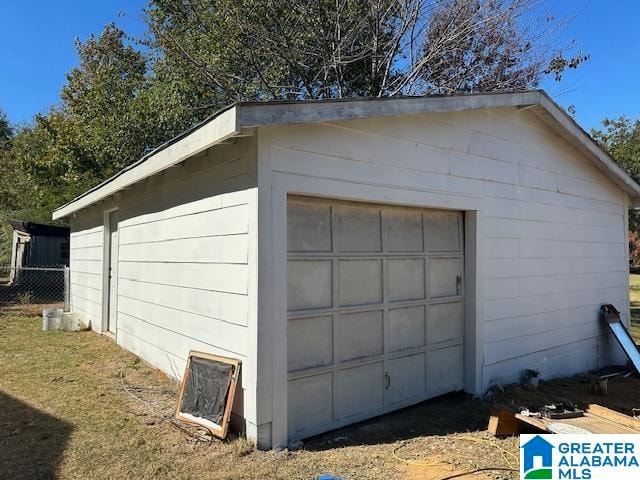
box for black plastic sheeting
[181,357,233,425]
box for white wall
[256,106,629,447]
[69,137,259,432]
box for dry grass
[0,313,517,480]
[3,276,640,479]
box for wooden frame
[175,351,241,439]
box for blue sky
[1,0,638,131]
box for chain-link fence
[0,266,69,313]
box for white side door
[106,211,119,335]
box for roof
[10,219,70,237]
[52,89,640,220]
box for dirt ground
[2,277,640,480]
[492,370,640,419]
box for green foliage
[0,108,20,265]
[6,25,194,235]
[1,0,590,264]
[591,117,640,180]
[591,117,640,234]
[144,0,586,100]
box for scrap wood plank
[555,415,639,434]
[489,404,640,436]
[488,405,521,436]
[586,404,640,432]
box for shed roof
[52,89,640,220]
[10,219,70,237]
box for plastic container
[42,308,63,331]
[62,313,82,331]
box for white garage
[54,90,639,449]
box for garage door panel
[288,373,333,437]
[427,346,464,395]
[386,353,427,405]
[429,258,462,298]
[288,315,333,372]
[424,212,462,252]
[287,201,332,252]
[388,305,426,352]
[383,209,423,252]
[388,258,426,302]
[288,260,332,310]
[338,310,383,361]
[336,363,384,419]
[334,206,381,252]
[287,197,464,440]
[338,259,382,306]
[428,302,463,345]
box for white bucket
[42,308,63,331]
[62,312,82,331]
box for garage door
[286,196,464,440]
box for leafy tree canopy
[144,0,587,103]
[1,0,590,264]
[592,117,640,233]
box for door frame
[262,176,483,449]
[101,208,119,337]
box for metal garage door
[286,196,464,440]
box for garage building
[53,90,639,448]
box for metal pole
[64,266,71,312]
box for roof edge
[237,90,542,126]
[53,106,240,220]
[52,89,640,219]
[536,92,640,199]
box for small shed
[9,219,70,269]
[53,90,639,448]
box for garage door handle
[456,275,462,296]
[384,372,390,389]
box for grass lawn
[5,277,640,479]
[629,274,640,342]
[0,311,518,480]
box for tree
[2,0,589,263]
[591,117,640,181]
[143,0,587,104]
[0,109,24,265]
[10,24,191,221]
[591,117,640,263]
[0,109,11,144]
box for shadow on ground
[0,391,73,479]
[304,392,489,451]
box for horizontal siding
[118,278,248,326]
[118,234,248,264]
[69,137,256,418]
[117,298,247,357]
[483,337,603,388]
[118,203,249,245]
[485,271,626,300]
[118,261,248,294]
[69,220,103,330]
[266,106,629,390]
